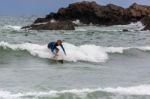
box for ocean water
[0,16,150,99]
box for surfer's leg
[55,48,59,56]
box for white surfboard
[51,55,64,63]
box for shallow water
[0,16,150,99]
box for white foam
[34,22,48,25]
[103,85,150,95]
[3,25,21,31]
[75,22,144,32]
[0,41,52,59]
[1,41,150,62]
[75,28,87,31]
[105,47,131,53]
[114,21,145,31]
[129,21,144,29]
[64,44,108,62]
[137,46,150,51]
[50,19,56,23]
[73,19,80,25]
[0,85,150,99]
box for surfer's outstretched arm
[61,44,66,55]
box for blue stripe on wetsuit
[48,42,66,55]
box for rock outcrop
[141,16,150,30]
[23,1,150,30]
[122,29,129,32]
[22,21,75,30]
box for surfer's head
[56,40,63,45]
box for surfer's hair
[57,40,63,44]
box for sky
[0,0,149,16]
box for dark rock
[22,21,75,30]
[122,29,129,32]
[125,3,150,22]
[33,18,48,24]
[41,1,150,25]
[23,1,150,30]
[141,16,150,31]
[49,1,127,25]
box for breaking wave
[0,41,150,62]
[114,21,145,31]
[0,85,150,99]
[74,21,145,32]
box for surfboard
[51,55,64,63]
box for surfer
[48,40,66,57]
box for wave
[0,85,150,99]
[74,22,145,32]
[2,22,145,33]
[112,21,145,31]
[0,41,108,62]
[0,41,150,62]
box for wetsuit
[48,42,66,55]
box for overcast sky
[0,0,149,16]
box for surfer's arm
[61,44,66,55]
